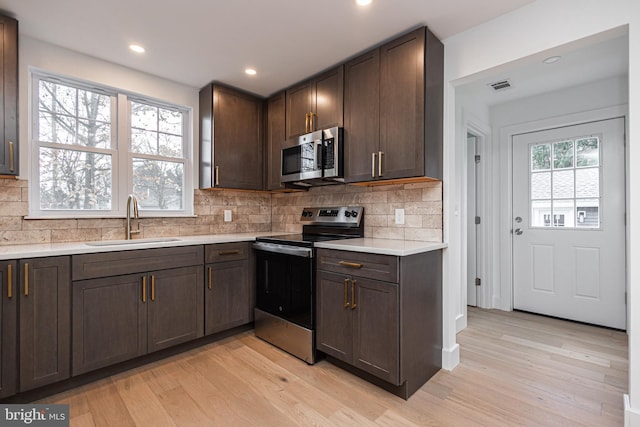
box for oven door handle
[252,242,313,258]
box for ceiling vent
[488,79,513,92]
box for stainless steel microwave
[281,127,343,185]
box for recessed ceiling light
[356,0,372,6]
[543,55,561,64]
[245,68,257,76]
[129,44,145,54]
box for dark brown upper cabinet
[344,27,443,183]
[265,92,286,191]
[199,84,264,190]
[285,66,343,139]
[0,14,18,176]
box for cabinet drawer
[72,245,204,281]
[316,249,398,283]
[205,242,249,263]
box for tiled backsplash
[0,177,442,246]
[271,181,442,241]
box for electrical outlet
[395,208,405,225]
[224,210,232,222]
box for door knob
[515,228,523,235]
[515,216,522,223]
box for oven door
[253,243,314,329]
[281,130,323,183]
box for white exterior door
[512,118,626,329]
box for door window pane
[576,168,599,198]
[576,137,599,167]
[553,140,573,169]
[531,144,551,171]
[576,199,599,228]
[532,200,551,227]
[531,172,551,199]
[552,170,574,199]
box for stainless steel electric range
[252,206,364,364]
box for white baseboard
[625,394,640,426]
[442,343,460,371]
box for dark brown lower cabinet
[316,248,442,399]
[19,257,71,392]
[0,260,17,398]
[204,242,252,335]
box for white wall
[17,36,200,182]
[442,1,639,424]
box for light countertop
[0,234,446,260]
[315,238,446,256]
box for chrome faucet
[126,194,141,240]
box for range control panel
[300,206,364,225]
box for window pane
[131,129,158,155]
[39,147,112,210]
[159,108,182,135]
[78,119,111,149]
[553,199,575,227]
[531,200,551,227]
[531,172,551,199]
[577,137,599,167]
[44,82,76,116]
[159,133,183,157]
[576,167,599,198]
[531,144,551,171]
[553,140,573,169]
[131,102,158,131]
[133,159,183,210]
[39,112,76,145]
[576,199,599,228]
[78,89,111,122]
[553,170,574,199]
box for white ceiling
[0,0,535,96]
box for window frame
[29,71,194,218]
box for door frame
[498,105,629,320]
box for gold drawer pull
[151,275,155,301]
[371,152,377,178]
[339,261,363,269]
[378,151,384,177]
[9,141,15,173]
[208,267,213,290]
[218,250,240,256]
[7,264,12,299]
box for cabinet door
[266,92,286,190]
[352,277,399,385]
[72,274,147,376]
[0,15,18,176]
[316,271,352,363]
[0,261,17,398]
[285,80,313,139]
[205,259,250,335]
[313,66,343,131]
[344,49,380,183]
[379,28,425,180]
[213,85,264,190]
[19,257,71,391]
[147,266,204,353]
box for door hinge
[475,216,481,225]
[475,277,481,287]
[475,155,481,164]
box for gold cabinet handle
[218,250,240,256]
[214,166,220,186]
[151,275,155,301]
[7,264,12,299]
[141,276,147,303]
[208,266,213,290]
[305,113,309,133]
[378,151,384,177]
[23,263,29,296]
[310,112,315,131]
[9,141,15,173]
[351,279,357,310]
[338,261,363,269]
[371,152,377,178]
[343,278,349,308]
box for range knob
[351,210,358,218]
[344,211,352,218]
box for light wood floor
[42,307,628,426]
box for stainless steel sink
[85,237,181,246]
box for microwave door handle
[315,139,324,174]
